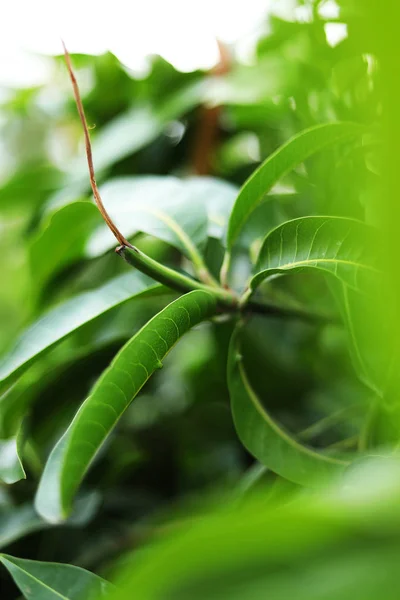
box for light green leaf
[0,423,25,484]
[86,176,238,260]
[225,122,365,252]
[0,273,161,392]
[29,202,102,292]
[249,216,378,295]
[47,81,205,210]
[228,325,348,486]
[35,290,217,522]
[0,554,112,600]
[86,177,208,265]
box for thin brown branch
[191,40,231,175]
[62,40,132,248]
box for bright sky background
[1,0,343,87]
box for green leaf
[227,325,348,486]
[225,122,365,252]
[86,177,208,265]
[29,202,102,292]
[0,273,161,392]
[108,458,400,600]
[35,290,217,522]
[0,554,113,600]
[0,494,99,549]
[249,216,378,295]
[48,81,205,209]
[86,176,238,261]
[0,423,26,484]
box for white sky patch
[319,0,340,20]
[324,22,348,47]
[0,0,272,87]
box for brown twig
[191,40,231,175]
[62,40,132,248]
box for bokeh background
[2,1,397,598]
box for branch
[116,245,237,309]
[62,41,132,248]
[245,298,339,325]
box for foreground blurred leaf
[228,325,347,486]
[0,554,112,600]
[0,273,161,392]
[109,458,400,600]
[249,216,378,295]
[35,290,217,522]
[225,123,365,252]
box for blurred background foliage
[0,0,384,597]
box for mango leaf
[108,459,400,600]
[0,423,25,484]
[86,177,208,265]
[29,202,102,292]
[35,290,217,522]
[227,325,348,486]
[0,273,161,392]
[249,216,378,295]
[225,122,365,252]
[0,494,100,549]
[0,554,113,600]
[86,176,238,259]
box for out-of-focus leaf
[249,216,378,295]
[0,494,100,550]
[0,423,25,484]
[228,325,347,486]
[35,291,217,522]
[0,164,61,211]
[204,57,296,106]
[48,80,205,209]
[108,458,400,600]
[0,554,113,600]
[29,202,102,291]
[0,273,162,392]
[225,123,365,251]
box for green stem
[220,251,231,289]
[117,245,338,326]
[116,245,237,309]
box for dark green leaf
[227,324,348,486]
[35,290,217,522]
[0,554,112,600]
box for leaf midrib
[260,257,379,273]
[137,206,204,269]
